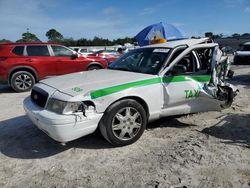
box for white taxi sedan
[23,38,237,146]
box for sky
[0,0,250,42]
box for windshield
[108,48,170,75]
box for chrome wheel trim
[15,74,32,90]
[111,107,142,141]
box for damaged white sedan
[23,38,237,146]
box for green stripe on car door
[90,75,211,99]
[163,75,211,83]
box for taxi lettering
[184,89,200,99]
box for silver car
[23,38,237,146]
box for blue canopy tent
[135,22,186,46]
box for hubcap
[15,74,32,90]
[112,107,142,141]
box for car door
[25,45,57,78]
[50,45,82,75]
[160,45,222,116]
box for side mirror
[70,53,78,60]
[170,64,187,76]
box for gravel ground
[0,65,250,188]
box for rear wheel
[87,65,101,71]
[99,99,147,146]
[10,71,35,92]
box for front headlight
[46,98,95,115]
[46,98,68,114]
[63,101,83,115]
[46,98,82,114]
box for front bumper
[23,97,103,142]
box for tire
[87,65,101,71]
[10,71,35,92]
[99,99,147,146]
[221,87,234,108]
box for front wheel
[99,99,147,146]
[10,71,35,92]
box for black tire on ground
[221,87,234,109]
[87,65,101,71]
[99,99,147,146]
[10,71,35,92]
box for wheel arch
[106,96,150,118]
[87,62,104,69]
[8,66,38,84]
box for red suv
[0,42,108,92]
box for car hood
[40,69,157,97]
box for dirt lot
[0,65,250,188]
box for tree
[213,33,224,39]
[232,33,240,38]
[241,33,250,38]
[92,36,105,46]
[46,29,63,41]
[49,35,136,47]
[205,32,213,38]
[76,38,92,46]
[0,39,12,43]
[16,32,40,42]
[61,37,77,46]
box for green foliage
[213,33,224,39]
[0,39,12,43]
[232,33,240,38]
[204,32,250,39]
[113,37,135,45]
[46,29,63,42]
[60,36,135,46]
[61,37,77,46]
[16,32,40,42]
[241,33,250,37]
[205,32,213,38]
[203,32,224,39]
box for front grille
[31,87,49,108]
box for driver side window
[51,45,73,57]
[174,48,214,75]
[176,51,198,74]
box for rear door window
[12,46,24,56]
[27,45,50,56]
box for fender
[88,83,164,121]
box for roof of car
[142,38,213,49]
